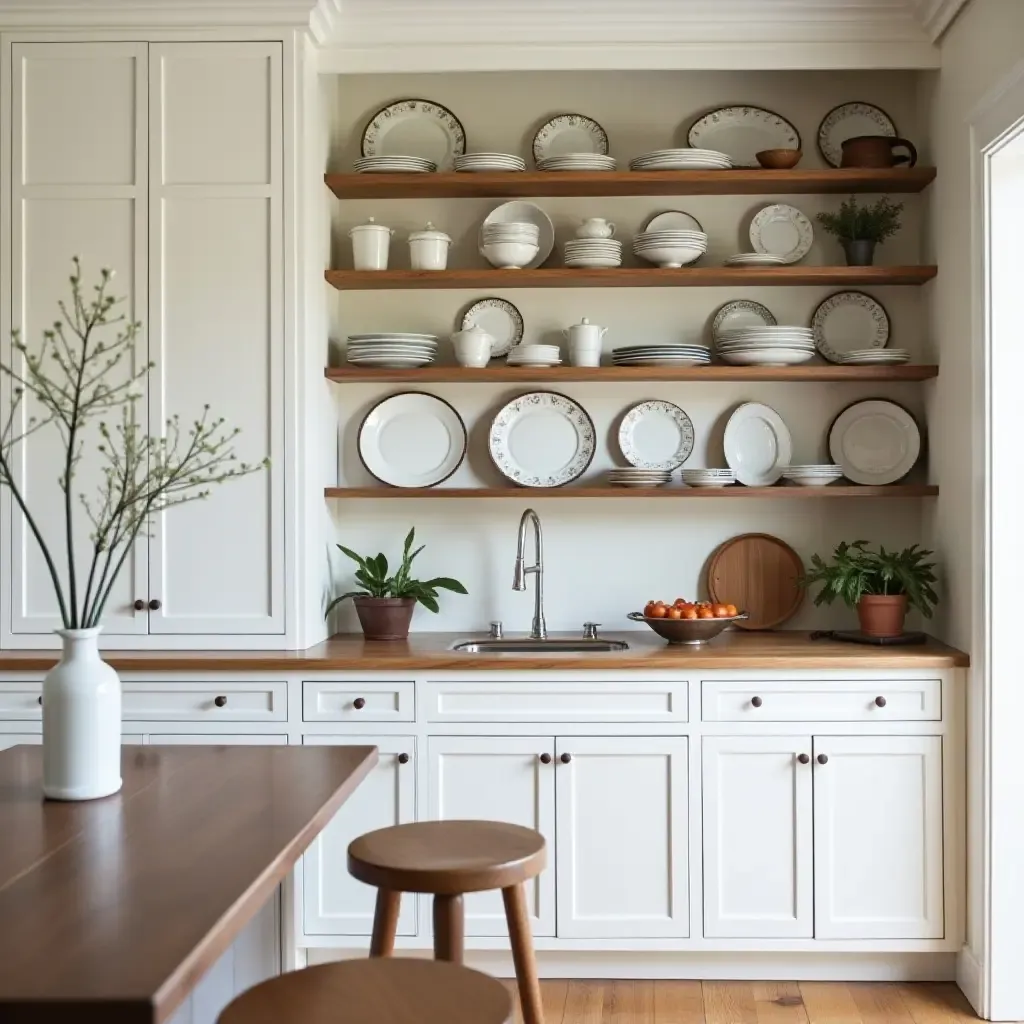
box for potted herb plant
[816,195,904,266]
[326,528,468,640]
[800,540,938,638]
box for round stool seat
[348,820,546,895]
[218,959,512,1024]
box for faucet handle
[489,620,504,639]
[582,622,601,640]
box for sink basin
[451,638,630,654]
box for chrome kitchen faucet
[512,508,547,640]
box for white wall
[322,69,930,635]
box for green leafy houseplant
[816,196,904,266]
[326,528,468,640]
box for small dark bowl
[628,611,749,645]
[756,148,803,169]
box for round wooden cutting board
[707,533,805,630]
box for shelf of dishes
[324,485,938,499]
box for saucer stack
[607,467,673,488]
[454,152,526,172]
[563,238,623,268]
[346,333,438,368]
[612,344,711,366]
[629,149,731,171]
[506,343,561,367]
[782,465,844,487]
[840,348,910,365]
[681,468,737,488]
[537,153,617,172]
[353,155,436,174]
[716,326,816,366]
[724,252,787,267]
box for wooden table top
[0,630,969,671]
[0,744,378,1024]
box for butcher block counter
[0,744,377,1024]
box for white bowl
[480,241,540,269]
[633,245,705,268]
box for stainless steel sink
[451,638,630,654]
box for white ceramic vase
[42,627,122,800]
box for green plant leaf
[324,590,367,618]
[337,544,366,569]
[423,576,468,594]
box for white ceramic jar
[451,322,494,367]
[576,217,616,239]
[349,216,393,271]
[563,317,607,367]
[408,222,452,270]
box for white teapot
[562,317,607,367]
[575,217,616,239]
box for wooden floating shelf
[325,485,938,500]
[325,365,939,384]
[325,266,938,291]
[325,168,937,200]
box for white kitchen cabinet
[146,734,288,745]
[702,736,813,939]
[428,736,556,937]
[0,733,41,750]
[302,735,417,937]
[814,735,944,940]
[555,736,689,939]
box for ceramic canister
[349,216,393,271]
[408,222,452,271]
[451,322,494,367]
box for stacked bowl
[563,238,622,268]
[782,465,845,487]
[354,155,435,174]
[682,467,737,488]
[454,152,526,172]
[607,467,673,488]
[537,153,617,172]
[346,333,438,368]
[716,326,816,366]
[633,229,708,268]
[480,221,539,269]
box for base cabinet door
[302,735,416,937]
[428,736,555,937]
[555,736,688,938]
[813,735,944,939]
[702,736,813,938]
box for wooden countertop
[0,631,968,671]
[0,744,377,1024]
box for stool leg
[432,893,465,963]
[369,888,401,957]
[502,884,544,1024]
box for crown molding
[915,0,971,40]
[0,0,320,30]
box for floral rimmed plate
[749,204,814,264]
[817,102,896,168]
[688,106,800,168]
[618,401,695,471]
[361,98,466,170]
[489,391,596,487]
[712,300,777,341]
[811,291,890,363]
[532,113,609,162]
[460,297,524,358]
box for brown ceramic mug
[840,134,918,168]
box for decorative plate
[481,201,555,269]
[712,300,777,341]
[688,106,801,169]
[532,113,609,162]
[811,291,890,363]
[361,98,466,169]
[357,392,467,488]
[618,401,695,471]
[749,204,814,264]
[643,210,704,233]
[828,399,921,485]
[489,391,596,488]
[461,298,524,358]
[723,402,793,486]
[817,101,897,167]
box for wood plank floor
[503,982,986,1024]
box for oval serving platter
[688,106,800,169]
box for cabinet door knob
[750,695,763,708]
[539,753,552,764]
[797,753,810,764]
[214,695,228,708]
[875,695,887,707]
[37,696,43,706]
[817,753,829,765]
[560,752,572,764]
[133,599,145,611]
[353,697,366,710]
[148,599,161,611]
[398,753,410,765]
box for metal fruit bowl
[627,610,748,645]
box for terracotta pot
[856,594,908,638]
[840,134,918,168]
[842,239,877,266]
[353,597,416,641]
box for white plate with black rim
[618,400,695,471]
[460,297,524,358]
[361,98,466,170]
[688,106,800,168]
[358,392,467,488]
[489,391,596,488]
[749,204,814,264]
[723,402,793,486]
[712,300,777,340]
[817,101,897,168]
[828,399,921,485]
[532,113,609,162]
[811,291,890,363]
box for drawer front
[121,682,287,722]
[701,679,941,722]
[0,682,42,720]
[427,681,687,723]
[303,681,415,722]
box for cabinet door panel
[555,736,688,938]
[702,736,813,938]
[428,736,555,937]
[814,735,944,939]
[302,736,416,937]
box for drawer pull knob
[817,753,829,765]
[875,695,887,707]
[133,599,145,611]
[750,695,763,708]
[37,696,43,706]
[539,753,552,764]
[214,695,228,708]
[560,752,572,764]
[797,753,810,764]
[398,753,410,765]
[148,599,161,611]
[353,697,366,710]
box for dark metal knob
[353,697,366,710]
[539,753,552,764]
[751,696,763,708]
[797,753,810,764]
[214,695,227,708]
[875,695,887,707]
[817,753,829,765]
[148,599,161,611]
[133,599,145,611]
[37,696,43,706]
[398,753,410,764]
[560,752,572,764]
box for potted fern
[816,195,903,266]
[800,540,938,637]
[326,528,468,640]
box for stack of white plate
[839,348,910,365]
[563,239,623,268]
[782,465,845,487]
[507,343,561,367]
[724,252,787,267]
[536,153,617,172]
[346,333,439,368]
[633,230,708,268]
[607,468,673,488]
[454,152,526,172]
[353,155,436,174]
[481,221,539,244]
[716,327,816,366]
[681,468,737,487]
[612,344,711,366]
[629,149,732,171]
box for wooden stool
[348,820,547,1024]
[217,958,512,1024]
